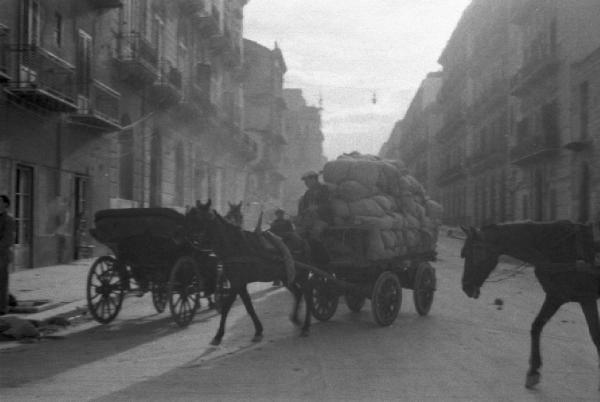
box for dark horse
[224,201,244,228]
[460,221,600,389]
[186,200,313,345]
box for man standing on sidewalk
[0,194,15,315]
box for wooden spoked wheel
[310,275,339,322]
[371,271,402,326]
[86,256,125,324]
[151,282,168,313]
[168,256,202,327]
[413,262,436,316]
[345,292,366,313]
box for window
[23,0,40,45]
[54,13,62,47]
[174,142,185,206]
[579,81,589,140]
[76,30,92,97]
[119,125,134,200]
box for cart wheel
[413,262,436,316]
[371,271,402,326]
[345,293,366,313]
[151,282,168,313]
[168,256,202,327]
[310,275,338,321]
[86,256,125,324]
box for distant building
[243,39,287,219]
[281,89,326,215]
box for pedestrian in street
[0,194,15,315]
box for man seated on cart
[295,170,333,242]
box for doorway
[14,165,33,269]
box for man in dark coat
[269,208,294,238]
[0,195,15,315]
[296,171,332,240]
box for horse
[224,201,244,228]
[186,200,313,346]
[460,221,600,389]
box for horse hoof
[210,338,221,346]
[252,334,263,343]
[289,315,301,327]
[525,373,540,389]
[300,329,309,337]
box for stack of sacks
[323,152,442,261]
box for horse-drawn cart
[87,208,218,327]
[300,225,437,326]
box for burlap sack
[381,230,397,249]
[355,215,395,230]
[372,195,397,213]
[331,198,350,218]
[336,180,376,202]
[348,198,385,217]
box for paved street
[1,232,600,401]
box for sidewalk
[7,259,94,322]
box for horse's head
[460,225,500,299]
[225,201,243,228]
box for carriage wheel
[371,271,402,326]
[310,275,338,322]
[86,256,125,324]
[151,282,168,313]
[413,262,436,316]
[168,256,202,327]
[345,292,366,313]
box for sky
[243,0,473,160]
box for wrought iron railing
[5,44,75,102]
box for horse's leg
[300,279,312,337]
[526,295,563,389]
[287,283,302,327]
[579,299,600,390]
[210,289,238,346]
[238,285,264,342]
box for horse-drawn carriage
[87,207,218,327]
[302,225,437,326]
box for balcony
[436,163,467,186]
[511,52,559,97]
[510,134,560,165]
[210,29,232,56]
[3,45,76,112]
[113,33,158,88]
[467,148,507,172]
[88,0,123,9]
[191,3,220,36]
[149,61,183,108]
[69,80,122,131]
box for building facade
[280,88,326,215]
[382,0,600,227]
[0,0,255,268]
[242,39,287,224]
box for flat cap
[301,170,319,180]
